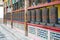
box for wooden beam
[24,0,29,36]
[10,0,13,28]
[3,2,7,24]
[28,1,60,10]
[3,2,5,23]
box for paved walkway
[0,24,32,40]
[0,24,17,40]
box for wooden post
[10,0,13,28]
[3,2,5,23]
[3,2,7,24]
[25,0,29,36]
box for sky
[0,7,4,18]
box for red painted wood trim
[13,20,24,24]
[28,1,60,10]
[7,20,11,21]
[7,1,60,13]
[7,20,24,24]
[7,20,60,33]
[27,23,60,33]
[12,8,24,13]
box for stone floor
[0,32,7,40]
[0,24,17,40]
[0,24,32,40]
